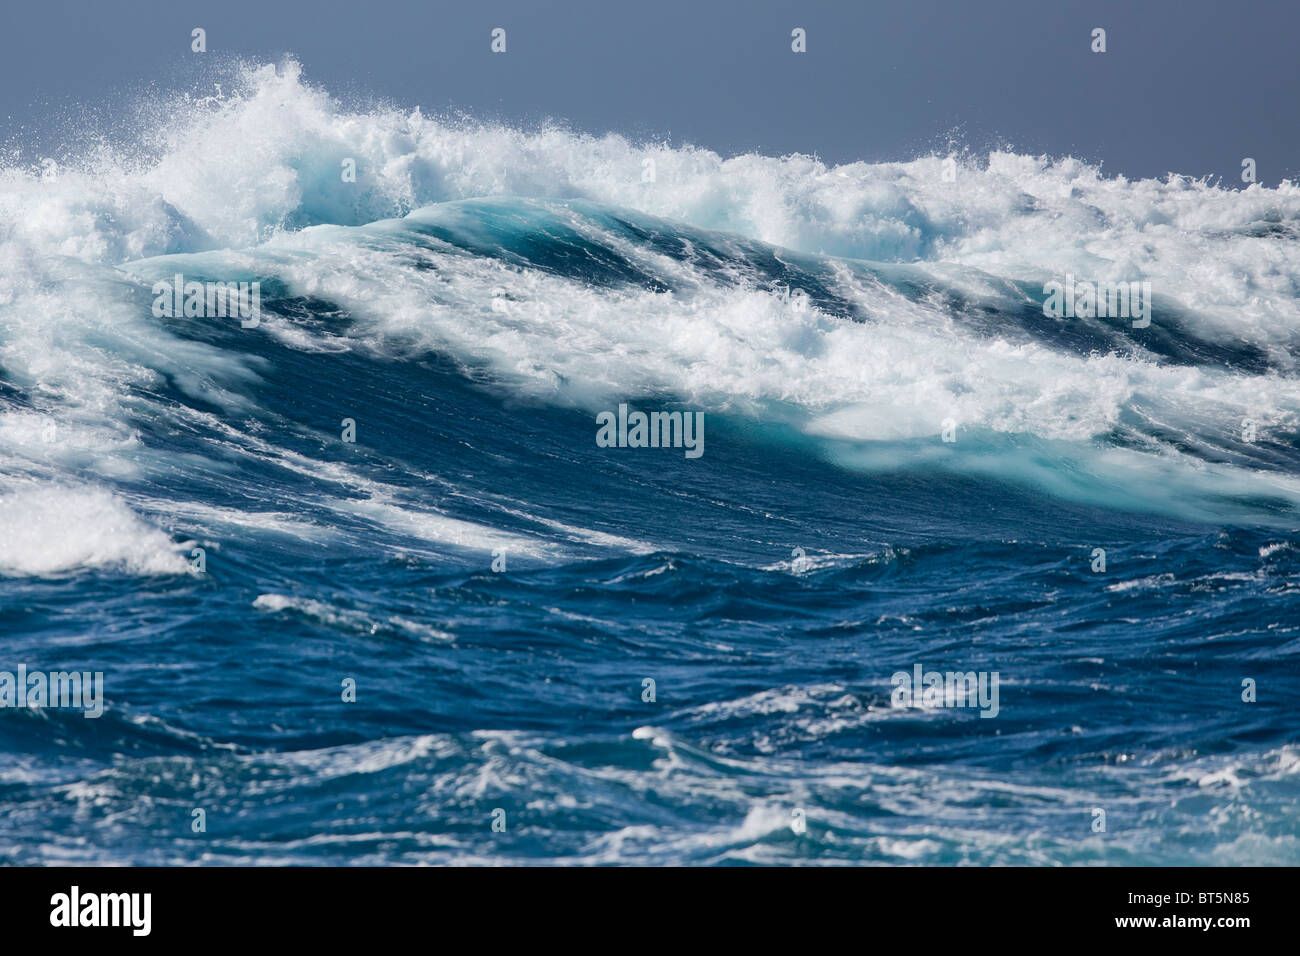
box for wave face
[1,60,1298,864]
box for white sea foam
[252,594,453,641]
[0,486,188,576]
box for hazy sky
[2,0,1296,184]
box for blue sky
[2,0,1297,184]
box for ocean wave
[1,58,1298,546]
